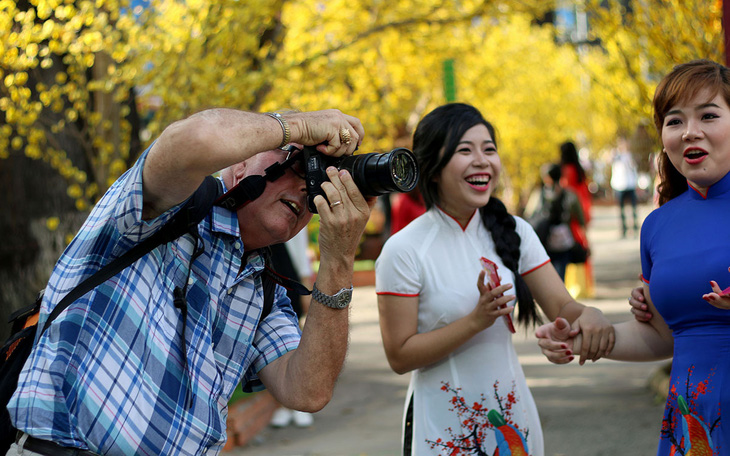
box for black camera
[299,145,419,213]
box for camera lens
[390,149,418,191]
[339,148,419,197]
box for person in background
[559,140,594,298]
[8,108,372,456]
[537,59,730,455]
[528,163,587,281]
[375,103,614,456]
[560,141,592,225]
[390,188,426,235]
[610,136,640,238]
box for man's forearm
[262,292,350,412]
[143,109,285,216]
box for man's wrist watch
[311,283,353,309]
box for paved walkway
[234,202,667,456]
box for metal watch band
[265,112,291,148]
[311,284,353,309]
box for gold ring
[330,200,342,208]
[339,127,352,145]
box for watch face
[313,285,352,309]
[336,293,350,308]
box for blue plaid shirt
[8,147,301,455]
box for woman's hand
[535,317,580,364]
[702,280,730,310]
[571,307,614,364]
[473,269,516,331]
[628,282,652,322]
[536,310,614,365]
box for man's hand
[314,167,373,267]
[287,109,365,158]
[535,317,579,364]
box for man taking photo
[8,108,371,455]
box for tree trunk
[0,151,88,342]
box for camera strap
[214,151,302,211]
[214,174,266,211]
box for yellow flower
[46,217,60,231]
[67,184,82,198]
[10,136,23,150]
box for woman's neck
[436,205,476,230]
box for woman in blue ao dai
[538,59,730,456]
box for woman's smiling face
[435,123,500,226]
[661,88,730,195]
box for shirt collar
[211,177,241,238]
[434,205,479,232]
[688,170,730,200]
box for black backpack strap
[262,269,277,320]
[237,247,308,394]
[254,247,278,320]
[41,176,223,336]
[255,247,311,320]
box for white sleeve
[514,216,551,275]
[375,233,422,296]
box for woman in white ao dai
[375,103,615,456]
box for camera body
[301,145,419,213]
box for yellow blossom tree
[0,0,143,332]
[581,0,724,151]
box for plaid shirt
[8,147,301,455]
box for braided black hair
[413,103,540,327]
[479,199,540,326]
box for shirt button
[188,277,194,285]
[227,288,234,295]
[234,241,241,250]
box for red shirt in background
[390,191,426,235]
